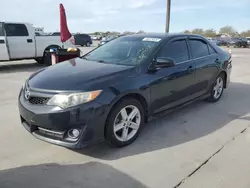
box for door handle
[215,58,220,63]
[27,39,33,43]
[187,66,193,73]
[0,39,5,44]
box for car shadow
[75,82,250,160]
[0,62,45,73]
[0,162,148,188]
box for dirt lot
[0,47,250,188]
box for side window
[5,24,29,36]
[0,23,4,36]
[189,39,209,58]
[158,39,189,63]
[208,44,217,54]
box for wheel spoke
[129,122,139,130]
[217,78,221,85]
[214,89,218,98]
[114,122,124,132]
[128,108,138,120]
[113,105,141,142]
[120,108,128,120]
[122,127,128,141]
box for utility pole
[165,0,171,33]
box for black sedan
[74,34,92,47]
[230,38,248,48]
[18,34,232,148]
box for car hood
[28,58,135,91]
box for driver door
[149,37,196,114]
[0,22,9,60]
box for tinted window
[0,23,4,36]
[208,44,217,54]
[189,39,209,58]
[158,39,189,63]
[75,34,90,39]
[5,23,29,36]
[52,32,60,36]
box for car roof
[121,33,206,40]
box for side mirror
[155,57,175,69]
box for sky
[0,0,249,33]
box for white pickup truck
[0,22,73,64]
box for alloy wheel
[113,105,141,142]
[213,77,224,99]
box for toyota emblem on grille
[24,88,31,100]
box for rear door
[0,22,9,60]
[188,37,220,95]
[149,37,196,114]
[4,23,35,59]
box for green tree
[219,26,237,37]
[204,29,217,37]
[123,31,135,35]
[240,30,250,37]
[93,32,101,35]
[184,30,191,34]
[191,28,204,35]
[137,30,146,34]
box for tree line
[90,26,250,38]
[184,26,250,38]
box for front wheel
[206,75,224,102]
[105,98,145,147]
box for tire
[43,51,52,66]
[105,98,145,147]
[43,46,61,66]
[206,74,224,102]
[86,42,91,47]
[35,57,44,64]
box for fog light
[67,129,80,139]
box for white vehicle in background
[0,22,73,64]
[246,37,250,47]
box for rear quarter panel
[35,36,74,57]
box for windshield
[84,36,161,66]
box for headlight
[47,90,102,109]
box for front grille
[28,97,50,105]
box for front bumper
[18,89,108,149]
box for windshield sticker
[142,38,161,42]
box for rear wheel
[35,57,44,64]
[41,46,61,66]
[43,51,52,66]
[105,98,145,147]
[206,74,224,102]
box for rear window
[52,32,60,36]
[158,39,189,63]
[208,44,217,54]
[189,39,209,58]
[5,23,29,36]
[75,34,90,39]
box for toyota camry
[18,33,232,148]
